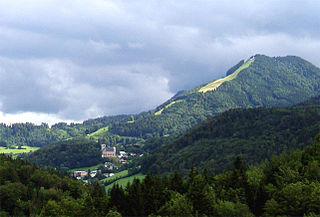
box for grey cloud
[0,57,172,120]
[57,63,172,120]
[0,58,66,113]
[0,0,320,122]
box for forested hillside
[0,115,131,147]
[109,134,320,216]
[141,96,320,175]
[26,138,102,170]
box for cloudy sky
[0,0,320,124]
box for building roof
[103,147,116,152]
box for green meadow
[155,100,183,115]
[88,126,109,138]
[0,145,40,155]
[105,173,146,191]
[70,163,105,172]
[100,170,129,183]
[199,57,254,93]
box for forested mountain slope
[141,96,320,175]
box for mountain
[108,54,320,140]
[141,96,320,175]
[2,54,320,152]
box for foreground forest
[1,134,320,216]
[0,154,110,216]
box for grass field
[127,115,135,123]
[0,145,40,155]
[88,126,109,138]
[155,100,183,115]
[100,170,129,183]
[105,173,146,191]
[199,57,254,93]
[70,163,105,172]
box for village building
[104,162,115,170]
[73,171,88,178]
[102,146,116,158]
[119,151,128,159]
[101,144,106,151]
[103,173,115,178]
[90,170,97,178]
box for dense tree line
[26,138,102,170]
[141,96,320,175]
[109,135,320,216]
[0,122,76,147]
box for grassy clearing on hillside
[199,57,255,93]
[70,163,104,172]
[154,108,164,116]
[155,100,183,115]
[0,146,40,155]
[105,173,146,191]
[88,126,109,137]
[100,170,129,183]
[127,115,135,123]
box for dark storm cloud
[0,0,320,123]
